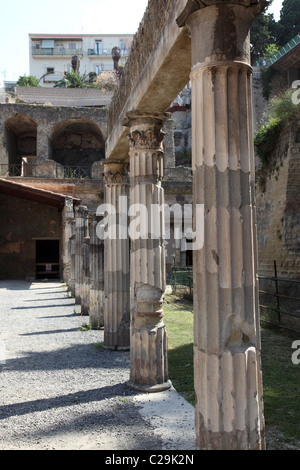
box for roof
[15,87,113,108]
[0,178,80,210]
[269,34,300,72]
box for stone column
[177,0,267,450]
[103,161,130,350]
[89,214,105,329]
[81,232,90,316]
[122,110,171,392]
[69,219,76,297]
[62,197,75,286]
[75,205,89,308]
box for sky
[0,0,283,82]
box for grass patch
[164,292,300,449]
[164,293,195,406]
[261,327,300,448]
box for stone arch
[49,118,105,169]
[5,114,37,165]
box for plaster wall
[0,193,62,279]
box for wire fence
[258,261,300,334]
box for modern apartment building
[29,33,133,87]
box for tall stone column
[69,219,76,297]
[89,214,105,329]
[74,205,89,308]
[177,0,267,450]
[122,110,171,392]
[103,161,130,350]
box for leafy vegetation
[54,71,97,88]
[254,89,300,178]
[250,0,300,64]
[16,74,40,87]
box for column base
[103,345,130,351]
[127,379,172,393]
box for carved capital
[177,0,269,27]
[122,110,171,152]
[103,160,129,184]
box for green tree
[54,71,96,88]
[250,12,280,64]
[16,75,40,87]
[278,0,300,45]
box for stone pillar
[177,1,267,450]
[69,219,76,297]
[103,161,130,350]
[81,233,90,316]
[122,110,171,392]
[75,205,89,308]
[62,197,75,287]
[36,125,50,159]
[89,214,105,329]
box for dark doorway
[36,240,60,279]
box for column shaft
[123,111,171,392]
[104,162,130,350]
[177,1,266,449]
[89,215,104,329]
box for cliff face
[256,119,300,279]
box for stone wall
[0,103,108,163]
[256,120,300,278]
[0,193,62,279]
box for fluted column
[89,214,104,329]
[74,205,89,307]
[122,110,171,392]
[177,0,267,450]
[69,219,76,297]
[103,161,130,350]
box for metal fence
[0,164,92,179]
[259,261,300,334]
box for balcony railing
[62,166,91,179]
[0,164,22,177]
[88,48,130,56]
[0,164,92,179]
[32,47,83,56]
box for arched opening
[5,114,37,172]
[50,118,105,177]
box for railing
[259,261,300,334]
[255,33,300,67]
[88,48,130,56]
[0,164,22,177]
[62,166,91,179]
[32,48,83,56]
[0,164,92,179]
[170,266,193,295]
[268,33,300,66]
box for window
[95,65,103,75]
[69,43,76,49]
[95,40,102,55]
[42,40,55,48]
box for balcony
[32,47,83,56]
[88,48,130,57]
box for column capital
[177,0,269,27]
[103,159,129,184]
[122,110,171,152]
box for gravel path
[0,280,195,451]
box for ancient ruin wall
[256,121,300,279]
[108,0,176,134]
